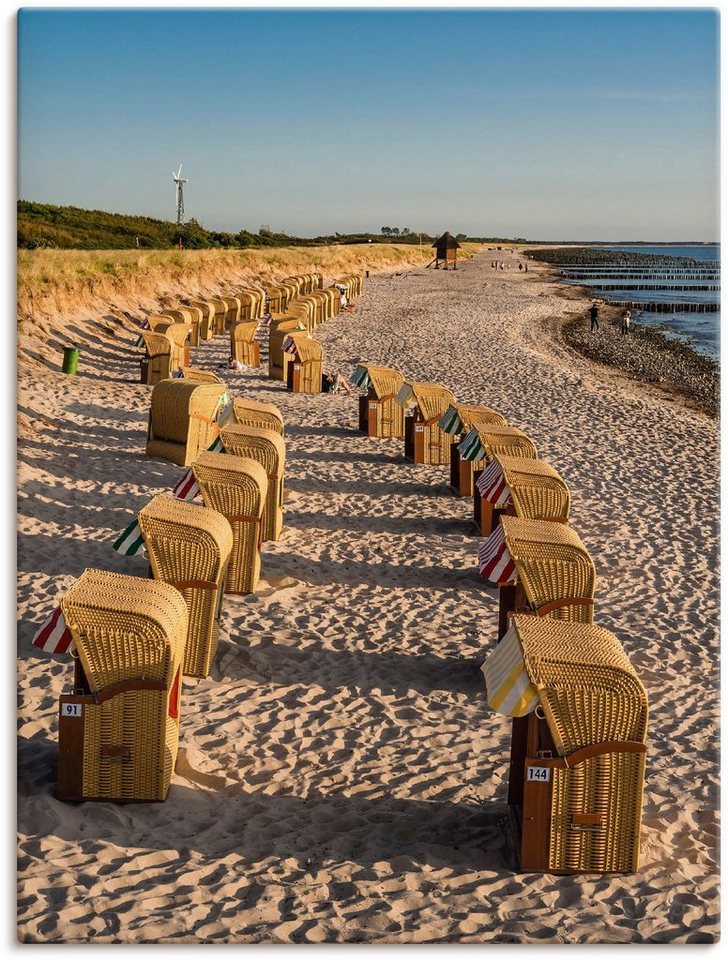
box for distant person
[621,309,632,335]
[524,263,528,273]
[588,302,600,332]
[518,262,523,271]
[227,355,244,372]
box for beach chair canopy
[149,380,226,445]
[439,402,507,435]
[60,567,187,692]
[477,454,571,521]
[180,367,225,384]
[289,337,322,363]
[459,423,538,462]
[395,382,456,421]
[232,397,285,435]
[482,614,648,750]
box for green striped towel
[439,405,464,436]
[458,426,487,462]
[350,365,371,389]
[113,518,146,556]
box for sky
[16,6,720,241]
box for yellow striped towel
[481,623,539,717]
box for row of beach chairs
[33,271,364,807]
[350,361,648,876]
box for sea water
[569,244,720,361]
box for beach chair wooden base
[287,359,321,394]
[360,390,404,439]
[140,358,151,384]
[57,657,178,803]
[403,415,450,464]
[450,446,475,496]
[358,394,369,432]
[474,485,510,536]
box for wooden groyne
[585,283,720,292]
[611,300,719,313]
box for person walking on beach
[588,302,600,332]
[621,309,632,335]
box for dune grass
[17,243,480,323]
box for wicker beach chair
[191,451,267,594]
[56,568,187,802]
[441,403,508,496]
[268,319,305,380]
[487,454,571,524]
[395,381,457,465]
[164,322,192,370]
[146,380,227,466]
[160,306,202,347]
[140,331,174,384]
[461,425,539,534]
[481,516,596,635]
[265,285,289,317]
[235,288,266,320]
[147,314,174,333]
[220,295,241,331]
[220,424,286,541]
[286,336,323,394]
[230,320,261,367]
[180,366,225,384]
[139,495,233,678]
[353,363,405,438]
[184,299,216,341]
[208,298,228,336]
[232,397,285,436]
[482,614,648,873]
[286,297,318,332]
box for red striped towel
[31,607,73,654]
[478,523,516,585]
[476,458,511,506]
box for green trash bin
[62,347,79,375]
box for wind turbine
[172,164,188,224]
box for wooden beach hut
[481,614,648,874]
[138,495,233,679]
[233,397,284,436]
[221,424,286,542]
[440,403,508,496]
[191,451,267,595]
[55,568,187,802]
[395,381,457,464]
[351,363,405,438]
[285,335,323,394]
[145,380,227,466]
[431,232,461,270]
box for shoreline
[536,265,718,418]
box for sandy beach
[17,249,719,943]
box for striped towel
[134,317,151,348]
[350,365,371,389]
[458,426,487,462]
[476,458,511,506]
[478,523,516,585]
[282,335,297,355]
[171,434,225,501]
[439,406,464,436]
[481,623,539,717]
[113,518,146,556]
[172,369,184,379]
[31,606,74,654]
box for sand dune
[17,251,718,943]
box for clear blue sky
[17,7,719,241]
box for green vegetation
[17,200,527,250]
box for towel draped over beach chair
[138,495,233,679]
[232,397,285,436]
[352,363,405,438]
[146,380,227,466]
[191,451,267,595]
[482,614,648,874]
[220,424,286,541]
[395,381,457,465]
[55,568,187,803]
